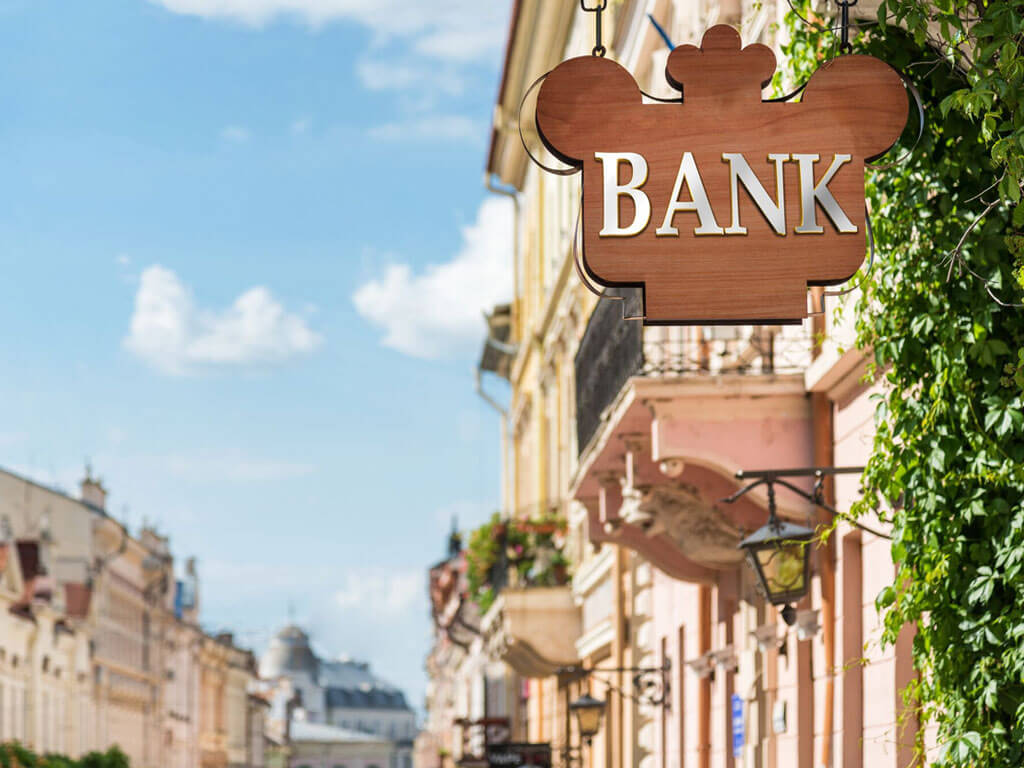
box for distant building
[260,625,415,768]
[0,465,264,767]
[288,721,393,768]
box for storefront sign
[536,24,908,324]
[731,693,745,758]
[486,742,552,768]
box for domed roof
[259,624,320,678]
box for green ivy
[784,2,1024,765]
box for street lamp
[569,693,606,745]
[738,510,814,626]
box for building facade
[260,624,416,768]
[421,1,918,767]
[416,530,521,768]
[0,465,267,766]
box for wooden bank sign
[535,25,908,324]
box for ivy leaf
[876,585,897,611]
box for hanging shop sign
[535,24,909,324]
[486,742,552,768]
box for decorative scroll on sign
[535,25,909,324]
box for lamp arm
[718,477,767,505]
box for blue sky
[0,0,512,710]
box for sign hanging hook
[580,0,608,57]
[835,0,858,54]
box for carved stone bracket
[637,483,744,568]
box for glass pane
[756,542,806,595]
[576,706,603,736]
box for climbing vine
[781,2,1024,764]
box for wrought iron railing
[575,294,813,455]
[574,292,643,459]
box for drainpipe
[483,174,520,518]
[475,368,510,520]
[486,174,520,342]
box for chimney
[80,465,107,511]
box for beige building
[0,536,93,752]
[199,631,263,768]
[0,465,266,766]
[417,533,521,768]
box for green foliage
[464,513,570,614]
[465,513,502,613]
[785,1,1024,765]
[0,745,129,768]
[882,0,1024,287]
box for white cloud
[125,265,322,375]
[220,125,250,143]
[353,197,513,359]
[368,114,480,143]
[356,59,464,96]
[333,569,422,618]
[149,0,509,63]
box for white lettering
[596,152,651,236]
[656,152,723,236]
[793,154,857,234]
[723,153,789,235]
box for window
[142,613,151,671]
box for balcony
[480,587,581,678]
[467,515,581,677]
[572,295,816,581]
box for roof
[260,624,414,713]
[0,465,108,519]
[290,720,388,744]
[487,0,523,175]
[259,624,319,678]
[325,686,410,711]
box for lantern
[569,693,606,745]
[738,514,814,624]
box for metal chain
[580,0,608,57]
[835,0,858,54]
